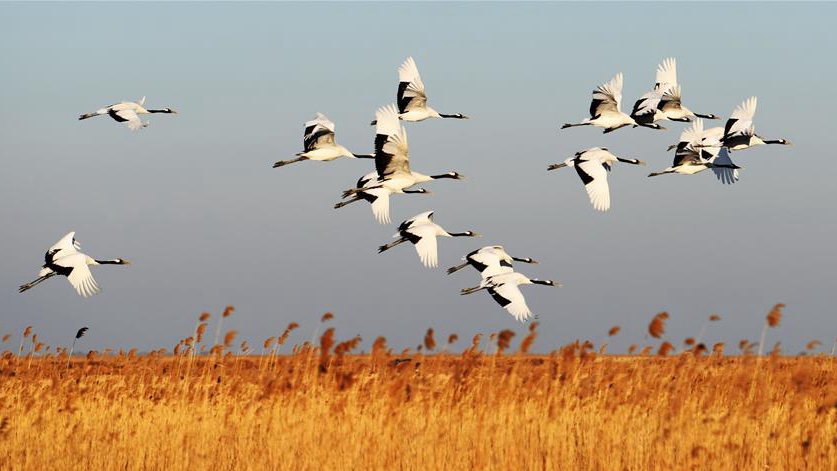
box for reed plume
[67,327,89,368]
[648,312,669,339]
[519,322,538,354]
[223,330,238,349]
[759,303,785,356]
[657,341,674,357]
[423,329,436,351]
[319,328,335,372]
[497,329,515,354]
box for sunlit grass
[1,305,835,470]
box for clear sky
[1,2,835,355]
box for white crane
[721,97,792,151]
[334,171,430,224]
[461,272,560,322]
[78,97,176,130]
[342,104,464,203]
[645,58,720,124]
[447,245,538,278]
[378,211,479,268]
[651,119,741,183]
[19,231,130,298]
[547,147,645,211]
[273,113,373,168]
[370,57,468,124]
[562,73,647,133]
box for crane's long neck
[439,113,468,119]
[447,231,477,238]
[694,112,720,120]
[429,172,462,180]
[94,258,127,265]
[547,159,574,171]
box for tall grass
[1,304,835,470]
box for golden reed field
[2,305,837,471]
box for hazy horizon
[1,2,835,355]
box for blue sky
[1,2,835,354]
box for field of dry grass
[2,323,837,471]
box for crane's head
[444,171,465,180]
[531,279,560,287]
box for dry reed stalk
[311,312,334,344]
[759,304,785,356]
[212,306,235,349]
[319,328,335,373]
[17,326,32,369]
[66,327,89,369]
[694,314,721,347]
[519,322,538,354]
[271,322,300,371]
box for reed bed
[1,343,836,470]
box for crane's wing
[468,250,513,279]
[409,224,439,268]
[303,113,336,152]
[669,120,703,166]
[357,171,379,189]
[682,118,704,144]
[700,126,724,148]
[590,73,623,117]
[137,96,146,106]
[398,211,434,232]
[481,262,514,279]
[657,85,683,114]
[631,89,663,117]
[655,57,677,90]
[397,57,427,113]
[45,231,81,264]
[368,188,392,224]
[489,283,533,322]
[374,104,410,178]
[575,159,610,211]
[724,96,757,138]
[56,254,100,298]
[710,147,740,185]
[110,109,145,131]
[672,148,702,168]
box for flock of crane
[18,57,790,322]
